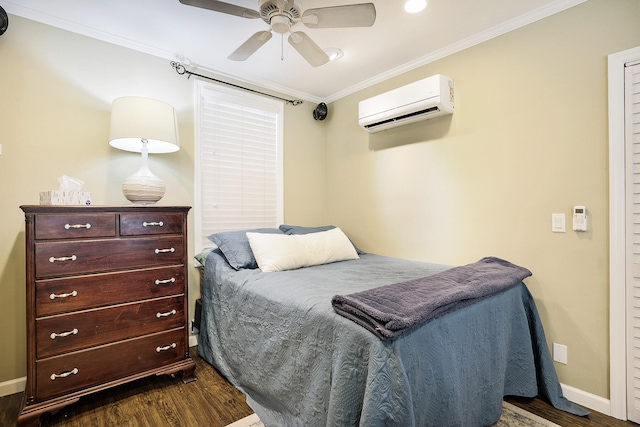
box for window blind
[195,81,284,252]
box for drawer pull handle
[50,328,78,340]
[155,248,175,254]
[49,255,77,263]
[50,367,78,381]
[156,309,177,318]
[50,290,78,300]
[143,221,164,227]
[64,223,91,230]
[155,278,176,285]
[156,343,177,352]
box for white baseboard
[561,382,614,418]
[0,376,25,398]
[189,333,198,348]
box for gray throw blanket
[332,257,532,340]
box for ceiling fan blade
[178,0,260,19]
[288,32,329,67]
[302,3,376,28]
[228,31,273,61]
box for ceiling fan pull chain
[281,33,284,61]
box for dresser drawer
[35,214,116,240]
[36,328,186,400]
[35,266,185,316]
[36,296,185,358]
[120,213,183,236]
[35,236,184,278]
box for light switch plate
[552,213,566,233]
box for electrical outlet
[553,343,567,364]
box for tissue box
[40,190,92,206]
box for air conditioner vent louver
[358,75,454,133]
[363,106,440,130]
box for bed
[196,226,587,427]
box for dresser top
[20,205,191,214]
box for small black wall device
[0,6,8,36]
[313,102,328,121]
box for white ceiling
[3,0,585,103]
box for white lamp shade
[109,96,180,153]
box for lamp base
[122,170,166,205]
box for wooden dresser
[18,206,195,426]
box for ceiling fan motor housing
[259,0,302,33]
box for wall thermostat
[572,206,587,231]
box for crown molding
[4,0,586,105]
[324,0,587,103]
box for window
[194,80,284,253]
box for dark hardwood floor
[504,396,637,427]
[1,347,253,427]
[0,346,636,427]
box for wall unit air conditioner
[358,74,454,133]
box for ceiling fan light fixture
[324,48,344,61]
[270,15,291,33]
[403,0,427,14]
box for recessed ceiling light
[404,0,427,14]
[324,48,344,61]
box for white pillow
[246,227,359,273]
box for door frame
[608,45,640,421]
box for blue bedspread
[198,251,587,426]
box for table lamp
[109,96,180,205]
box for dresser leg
[16,413,40,427]
[18,396,80,427]
[181,360,197,384]
[155,358,197,384]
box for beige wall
[0,16,324,385]
[324,0,640,398]
[3,0,640,404]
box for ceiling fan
[178,0,376,67]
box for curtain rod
[170,61,304,106]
